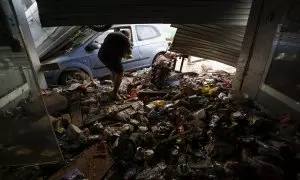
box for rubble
[24,93,68,116]
[60,168,86,180]
[70,100,83,127]
[2,54,300,179]
[151,54,173,89]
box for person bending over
[98,30,132,100]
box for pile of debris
[1,55,300,180]
[48,63,300,179]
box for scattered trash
[136,162,167,180]
[4,62,300,180]
[67,83,83,91]
[151,54,173,89]
[53,87,63,93]
[194,108,206,120]
[61,168,86,180]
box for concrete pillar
[9,0,47,89]
[232,0,264,91]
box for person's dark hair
[120,30,130,38]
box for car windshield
[65,27,96,52]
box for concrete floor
[175,57,236,75]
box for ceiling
[36,0,252,26]
[35,0,252,66]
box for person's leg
[112,72,123,100]
[99,55,116,84]
[111,71,116,83]
[110,58,124,100]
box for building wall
[235,0,300,119]
[0,0,45,110]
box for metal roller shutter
[170,24,248,66]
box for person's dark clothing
[98,32,131,73]
[99,56,124,74]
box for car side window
[136,25,160,41]
[94,29,114,44]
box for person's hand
[126,54,133,59]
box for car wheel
[60,70,90,85]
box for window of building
[264,2,300,102]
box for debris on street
[1,54,300,179]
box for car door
[134,25,166,67]
[114,26,140,72]
[86,29,114,78]
[86,27,140,78]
